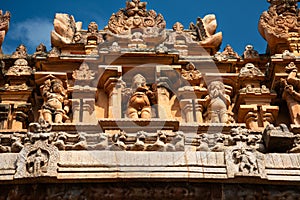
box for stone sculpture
[11,44,27,59]
[51,13,81,47]
[259,0,300,54]
[243,44,259,59]
[221,44,240,59]
[124,74,156,119]
[107,0,166,34]
[282,62,300,125]
[0,10,10,53]
[232,148,258,174]
[40,78,70,123]
[204,81,231,123]
[189,14,222,50]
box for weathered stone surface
[0,10,10,54]
[0,0,300,198]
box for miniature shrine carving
[40,78,70,123]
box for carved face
[245,45,253,51]
[208,81,225,98]
[88,22,98,33]
[36,43,46,52]
[51,79,64,93]
[132,74,147,90]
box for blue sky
[0,0,278,55]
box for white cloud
[7,18,53,53]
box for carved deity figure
[204,81,231,123]
[125,74,155,119]
[233,148,258,174]
[40,79,70,124]
[26,148,49,176]
[282,62,300,125]
[11,44,27,59]
[243,45,259,59]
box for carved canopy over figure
[258,0,300,54]
[124,74,156,119]
[40,79,70,124]
[0,10,10,53]
[106,0,166,34]
[204,81,231,123]
[282,62,300,125]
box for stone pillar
[180,99,193,123]
[261,105,279,128]
[195,99,205,123]
[157,86,171,119]
[105,78,124,119]
[72,87,97,123]
[240,105,259,130]
[82,99,96,123]
[71,99,81,123]
[239,104,279,132]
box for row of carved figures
[2,58,300,130]
[0,120,298,154]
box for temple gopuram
[1,0,300,199]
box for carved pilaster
[104,78,124,118]
[180,99,193,123]
[82,99,96,123]
[71,99,81,123]
[195,99,205,123]
[157,86,171,119]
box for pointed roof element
[259,0,300,55]
[106,0,166,34]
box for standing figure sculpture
[40,79,70,123]
[282,62,300,125]
[124,74,156,119]
[204,81,231,123]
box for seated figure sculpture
[125,74,155,119]
[204,81,231,123]
[40,78,70,123]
